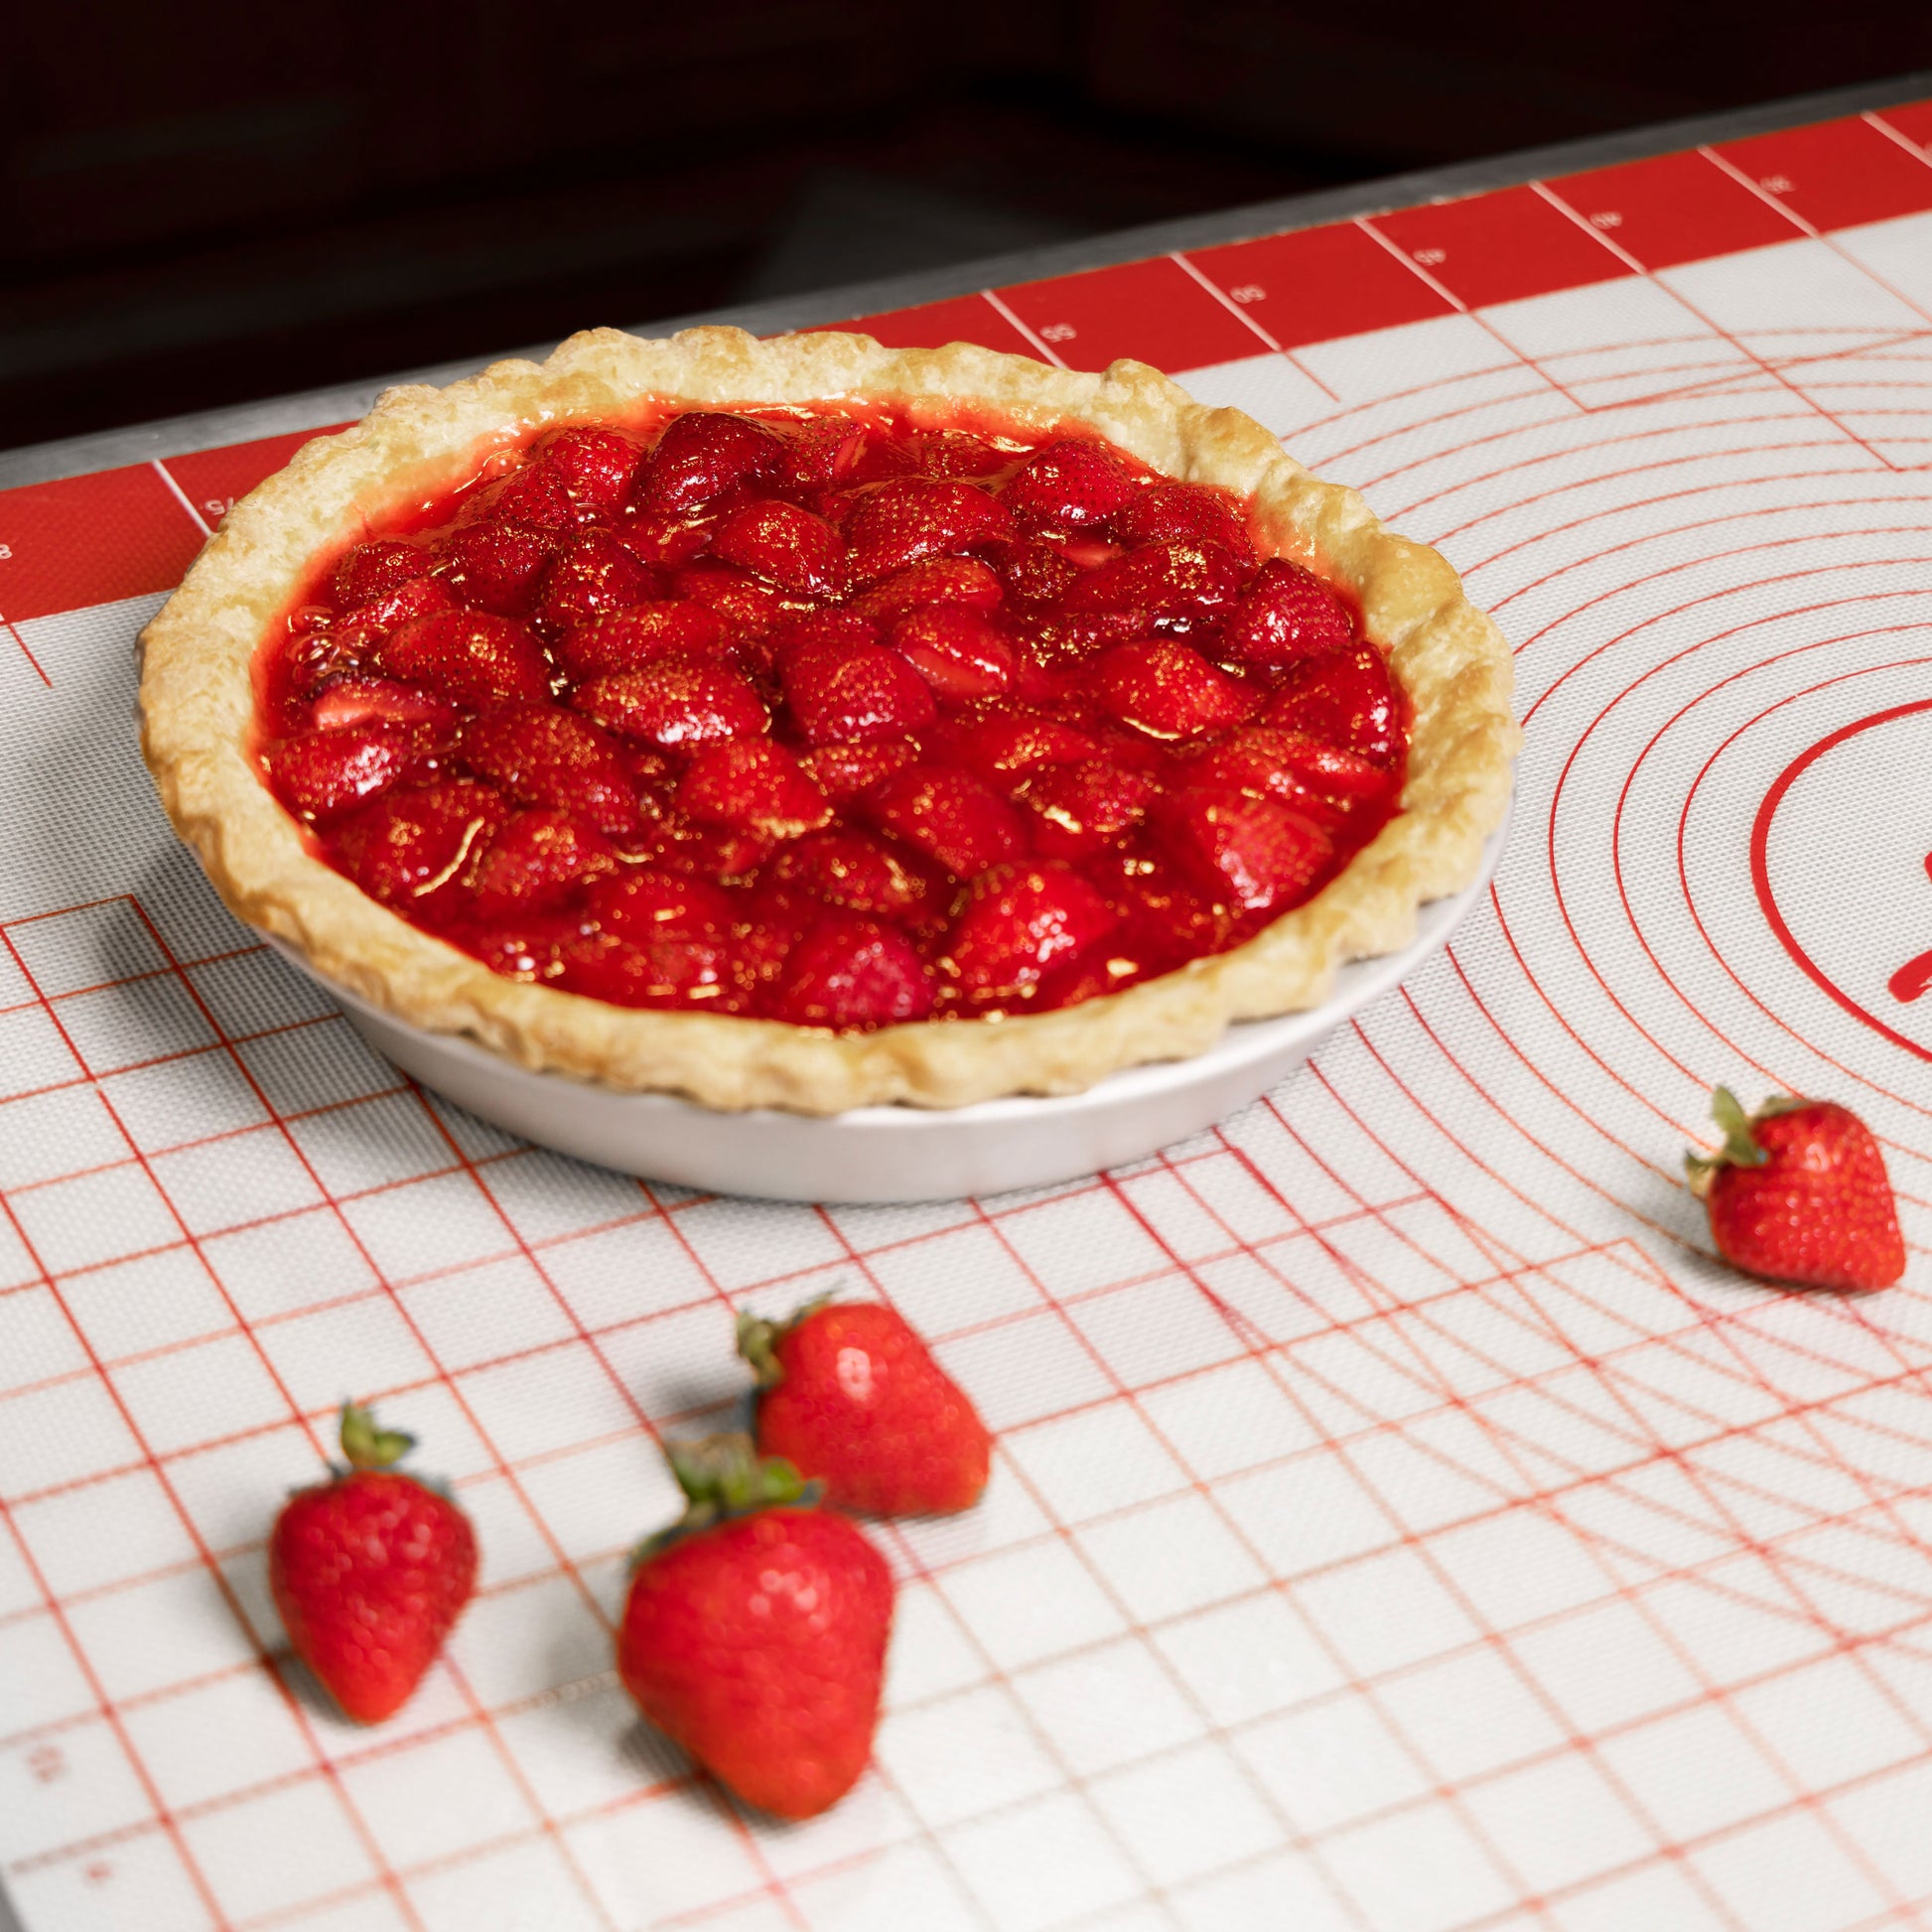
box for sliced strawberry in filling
[436,521,559,617]
[783,638,936,745]
[946,862,1118,1003]
[842,477,1014,586]
[341,781,508,912]
[267,401,1409,1029]
[773,914,934,1029]
[869,764,1031,881]
[1098,638,1257,739]
[1265,645,1404,762]
[709,498,844,597]
[471,809,618,916]
[334,539,431,611]
[458,704,643,835]
[769,829,936,922]
[1000,440,1138,531]
[267,723,426,824]
[1222,558,1354,666]
[1159,787,1333,912]
[1062,541,1245,631]
[677,740,832,839]
[848,556,1004,624]
[377,609,551,709]
[886,606,1016,703]
[534,532,661,631]
[634,412,783,514]
[572,658,769,752]
[558,601,728,677]
[1111,483,1256,567]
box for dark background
[5,0,1931,454]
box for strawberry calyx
[1684,1086,1809,1198]
[336,1399,416,1474]
[735,1294,834,1391]
[635,1432,821,1562]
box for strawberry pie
[140,328,1515,1111]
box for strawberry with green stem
[1686,1086,1905,1293]
[269,1402,479,1723]
[738,1296,991,1516]
[617,1434,894,1820]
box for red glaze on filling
[255,406,1407,1031]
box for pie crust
[138,325,1517,1114]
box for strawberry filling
[256,404,1408,1031]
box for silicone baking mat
[4,102,1932,1932]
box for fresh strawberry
[999,439,1138,530]
[783,638,936,745]
[772,914,935,1028]
[770,830,935,921]
[1098,638,1257,738]
[1222,558,1353,666]
[470,808,618,916]
[458,704,643,834]
[1686,1089,1905,1292]
[572,658,770,752]
[1264,645,1403,762]
[1061,541,1244,631]
[533,532,662,632]
[266,724,423,824]
[1112,482,1256,566]
[341,781,507,910]
[739,1298,989,1514]
[1158,786,1332,912]
[333,540,431,611]
[269,1402,478,1725]
[952,714,1100,785]
[848,556,1004,625]
[542,425,645,513]
[710,498,844,597]
[869,764,1031,879]
[677,739,833,838]
[842,478,1014,586]
[1024,760,1157,859]
[799,739,920,803]
[616,1435,894,1820]
[635,412,784,514]
[671,561,813,642]
[309,678,459,733]
[1186,727,1395,829]
[945,860,1117,1001]
[557,601,729,678]
[435,521,560,617]
[886,606,1016,702]
[375,609,551,710]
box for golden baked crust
[139,325,1517,1114]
